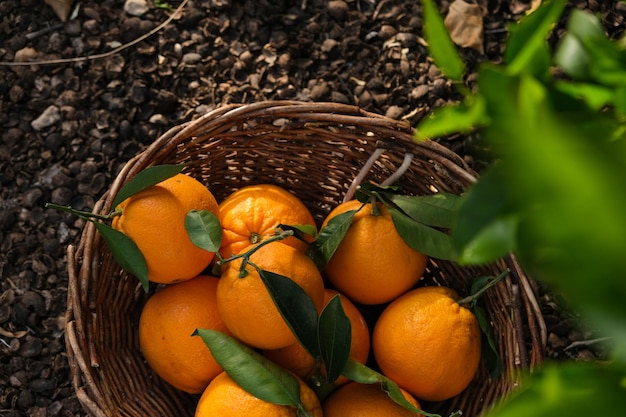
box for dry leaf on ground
[44,0,74,21]
[444,0,485,54]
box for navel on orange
[218,184,316,258]
[372,286,482,401]
[322,199,428,305]
[112,173,219,284]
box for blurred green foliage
[418,0,626,414]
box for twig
[564,337,611,351]
[0,0,189,67]
[343,148,386,203]
[25,22,64,40]
[381,152,414,186]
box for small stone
[16,389,34,408]
[331,91,350,104]
[22,188,43,208]
[124,0,149,17]
[327,0,349,21]
[410,85,430,100]
[321,39,339,53]
[182,52,202,65]
[48,401,63,416]
[31,106,61,131]
[396,32,417,47]
[385,105,404,120]
[149,114,168,125]
[21,291,46,316]
[38,164,71,190]
[310,82,329,101]
[19,337,43,358]
[378,25,397,40]
[14,47,38,62]
[29,379,56,395]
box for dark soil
[0,0,622,416]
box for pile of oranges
[111,171,483,417]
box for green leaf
[553,81,615,111]
[111,164,185,209]
[473,304,503,378]
[416,94,488,141]
[258,270,320,358]
[185,210,222,252]
[457,214,518,265]
[193,329,304,408]
[318,294,351,383]
[453,165,517,265]
[421,0,465,81]
[307,210,358,270]
[555,10,609,81]
[504,0,567,77]
[94,222,149,291]
[485,362,626,417]
[389,192,462,229]
[341,360,442,417]
[277,223,317,240]
[388,206,458,261]
[355,183,402,199]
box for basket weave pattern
[65,101,546,417]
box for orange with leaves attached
[218,184,316,258]
[112,173,219,284]
[321,199,428,305]
[195,371,323,417]
[373,286,481,401]
[323,382,423,417]
[217,242,325,350]
[263,288,371,384]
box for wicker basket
[65,101,546,417]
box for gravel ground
[1,0,623,416]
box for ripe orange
[217,242,325,349]
[372,286,481,402]
[321,200,428,305]
[323,382,423,417]
[138,275,230,394]
[263,288,370,384]
[218,184,316,258]
[112,173,219,284]
[195,371,323,417]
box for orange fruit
[321,200,428,305]
[372,286,481,402]
[195,371,323,417]
[263,288,370,384]
[218,184,316,258]
[112,173,219,284]
[217,242,325,349]
[138,275,230,394]
[323,381,423,417]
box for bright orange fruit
[373,286,481,401]
[195,371,323,417]
[323,382,423,417]
[218,184,316,258]
[112,173,219,284]
[263,288,370,385]
[138,275,230,394]
[217,242,325,350]
[322,200,428,305]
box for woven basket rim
[64,100,547,417]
